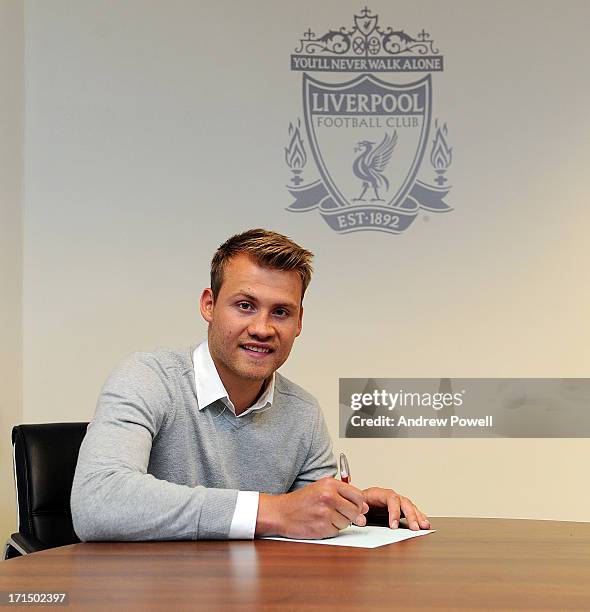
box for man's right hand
[255,477,369,539]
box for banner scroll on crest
[287,179,452,234]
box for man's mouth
[241,344,273,355]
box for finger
[400,497,421,530]
[333,495,366,523]
[331,509,353,531]
[385,491,402,529]
[337,482,366,511]
[416,508,431,529]
[320,524,341,539]
[362,486,389,509]
[352,513,367,527]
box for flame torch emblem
[285,120,307,186]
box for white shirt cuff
[228,491,259,539]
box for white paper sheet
[262,525,435,548]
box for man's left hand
[360,487,430,530]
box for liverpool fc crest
[284,8,453,235]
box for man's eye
[274,309,288,317]
[237,302,253,310]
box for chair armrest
[6,532,50,556]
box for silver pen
[339,452,350,483]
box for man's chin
[240,361,281,382]
[238,366,274,382]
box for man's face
[200,253,303,387]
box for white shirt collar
[193,341,275,418]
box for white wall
[18,0,590,522]
[0,0,23,541]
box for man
[71,229,430,540]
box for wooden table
[1,518,589,610]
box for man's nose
[247,313,275,339]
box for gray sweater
[71,347,336,541]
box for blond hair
[211,228,313,301]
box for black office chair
[4,422,88,559]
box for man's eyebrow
[231,292,258,302]
[231,292,299,310]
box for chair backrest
[12,423,88,549]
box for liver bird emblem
[352,131,398,201]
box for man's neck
[212,358,266,416]
[228,379,267,416]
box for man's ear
[200,288,215,323]
[296,305,303,337]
